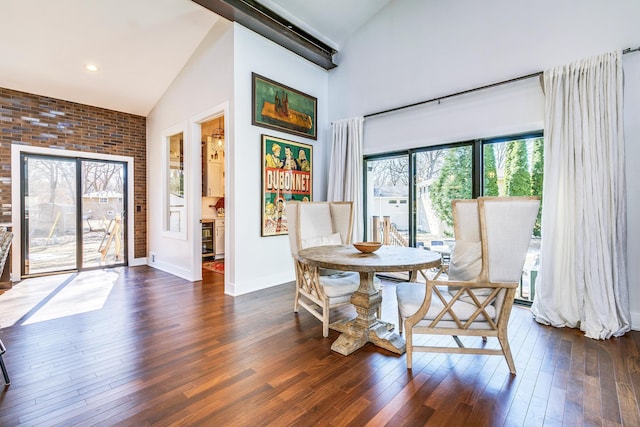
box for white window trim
[10,144,136,279]
[161,122,188,240]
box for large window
[364,132,542,302]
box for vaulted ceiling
[0,0,390,116]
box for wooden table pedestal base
[330,318,405,356]
[329,276,406,356]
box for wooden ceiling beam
[191,0,338,69]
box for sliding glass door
[22,154,127,276]
[364,133,543,303]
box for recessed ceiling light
[85,64,99,72]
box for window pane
[24,156,77,275]
[365,155,410,280]
[167,131,185,234]
[82,160,126,268]
[415,145,473,257]
[365,155,409,244]
[483,137,543,302]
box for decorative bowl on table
[353,241,382,253]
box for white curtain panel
[532,50,630,339]
[328,117,364,241]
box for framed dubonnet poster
[252,73,317,140]
[261,134,313,237]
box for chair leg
[322,300,330,338]
[293,269,301,313]
[406,325,413,369]
[0,339,9,386]
[498,334,516,375]
[397,310,403,334]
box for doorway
[200,116,225,278]
[21,153,127,277]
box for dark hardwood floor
[0,266,639,426]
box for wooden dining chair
[287,201,380,337]
[0,230,13,386]
[396,197,539,374]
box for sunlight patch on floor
[0,269,120,327]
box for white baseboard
[129,257,147,267]
[226,272,295,297]
[148,260,191,281]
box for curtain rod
[364,45,640,120]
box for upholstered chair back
[287,201,353,258]
[329,203,353,244]
[448,199,482,282]
[478,197,540,284]
[452,199,481,243]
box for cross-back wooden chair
[396,196,539,374]
[0,230,13,386]
[287,201,380,337]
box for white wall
[330,0,640,123]
[146,20,234,281]
[231,24,329,295]
[147,20,329,295]
[328,0,640,327]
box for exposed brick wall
[0,87,147,259]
